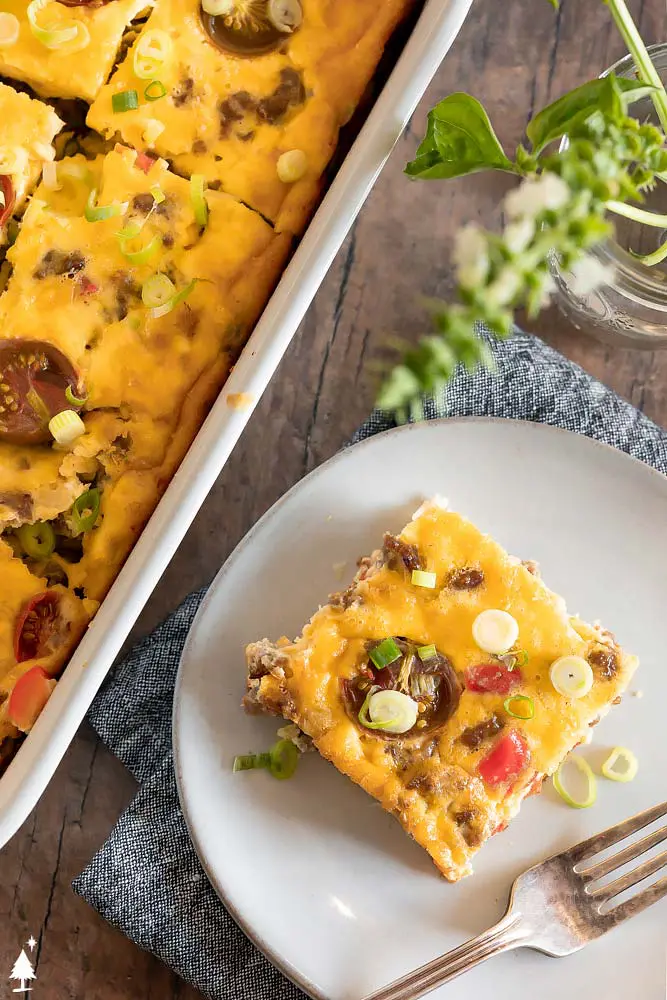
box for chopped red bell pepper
[479,730,530,787]
[7,666,56,732]
[465,661,522,695]
[135,151,156,174]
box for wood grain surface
[1,0,665,996]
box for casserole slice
[0,0,150,102]
[0,82,63,242]
[244,500,638,880]
[0,145,289,603]
[87,0,413,233]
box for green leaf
[527,75,656,153]
[405,93,515,180]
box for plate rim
[173,415,667,1000]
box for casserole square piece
[244,499,638,880]
[0,82,63,235]
[0,0,150,102]
[0,144,289,599]
[87,0,412,233]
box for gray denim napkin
[72,329,667,1000]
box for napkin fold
[73,330,667,1000]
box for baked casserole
[0,0,416,756]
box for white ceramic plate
[174,418,667,1000]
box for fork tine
[589,848,667,901]
[599,874,667,929]
[578,823,667,882]
[566,801,667,865]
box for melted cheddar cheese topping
[0,82,62,227]
[87,0,410,232]
[0,0,151,101]
[247,503,638,880]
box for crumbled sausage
[383,532,422,572]
[459,713,504,749]
[246,638,289,679]
[172,76,194,108]
[588,646,619,679]
[329,584,362,610]
[256,68,305,123]
[132,193,155,214]
[33,249,86,279]
[0,491,32,519]
[448,567,484,590]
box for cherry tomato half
[0,175,15,228]
[14,591,61,663]
[0,340,80,445]
[465,661,522,695]
[479,730,530,787]
[7,666,56,733]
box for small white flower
[485,266,521,307]
[504,217,534,254]
[505,173,570,221]
[569,255,615,295]
[538,272,556,308]
[452,224,489,289]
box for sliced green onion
[361,689,418,734]
[85,188,128,223]
[71,487,100,535]
[141,273,174,308]
[233,739,299,779]
[118,231,161,265]
[27,0,89,50]
[369,637,401,670]
[417,644,437,662]
[150,184,165,205]
[144,80,167,102]
[276,148,307,184]
[411,569,437,589]
[553,755,597,809]
[511,649,529,668]
[269,739,299,780]
[358,689,399,731]
[503,694,535,720]
[17,521,56,559]
[233,752,271,772]
[472,609,519,655]
[601,746,639,783]
[148,278,197,319]
[550,655,594,699]
[0,12,20,48]
[49,409,85,445]
[190,173,208,227]
[133,28,173,79]
[65,385,87,407]
[112,90,139,114]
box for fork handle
[363,911,528,1000]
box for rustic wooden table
[1,0,665,995]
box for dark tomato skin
[14,591,61,663]
[478,730,530,787]
[0,340,80,445]
[465,662,522,695]
[0,175,15,227]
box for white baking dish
[0,0,473,848]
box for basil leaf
[405,93,514,180]
[527,75,655,153]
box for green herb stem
[605,0,667,132]
[606,199,667,227]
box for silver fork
[366,800,667,1000]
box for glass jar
[549,44,667,349]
